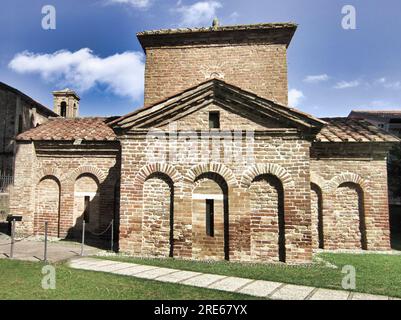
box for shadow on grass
[391,231,401,251]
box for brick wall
[250,175,284,262]
[310,144,391,251]
[10,141,120,238]
[0,86,51,175]
[35,177,60,237]
[142,173,173,257]
[144,44,288,106]
[118,109,313,263]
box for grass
[0,259,257,300]
[100,252,401,298]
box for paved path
[69,257,399,300]
[0,237,103,262]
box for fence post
[110,219,114,252]
[80,220,85,256]
[10,219,15,259]
[44,221,48,263]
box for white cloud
[176,1,222,27]
[288,89,305,107]
[375,77,387,84]
[228,11,240,23]
[303,74,329,84]
[382,79,401,90]
[369,100,396,108]
[9,48,145,101]
[334,80,360,89]
[385,81,401,90]
[107,0,152,9]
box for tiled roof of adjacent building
[316,117,400,143]
[17,117,117,141]
[15,113,400,144]
[349,110,401,121]
[0,82,58,117]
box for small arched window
[60,101,67,117]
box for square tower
[137,22,297,106]
[53,88,80,118]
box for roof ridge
[110,79,325,130]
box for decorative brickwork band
[134,163,183,186]
[240,164,295,188]
[310,172,327,191]
[326,172,367,193]
[185,163,238,188]
[66,165,107,184]
[34,167,63,185]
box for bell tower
[53,88,80,118]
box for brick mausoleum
[9,22,399,263]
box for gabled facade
[0,82,58,177]
[9,22,399,263]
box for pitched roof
[0,82,58,117]
[110,78,325,132]
[17,117,116,141]
[316,117,400,143]
[349,110,401,121]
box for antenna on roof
[212,17,219,29]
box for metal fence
[0,175,13,193]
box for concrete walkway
[0,237,103,262]
[69,257,399,300]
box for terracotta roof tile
[316,117,400,143]
[17,117,116,141]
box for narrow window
[60,101,67,117]
[209,111,220,129]
[17,115,23,134]
[84,196,90,223]
[206,199,214,237]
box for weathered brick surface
[118,121,314,263]
[35,177,60,237]
[310,144,391,251]
[144,44,289,107]
[142,173,173,257]
[10,141,120,238]
[0,85,52,175]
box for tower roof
[52,88,80,100]
[137,22,298,51]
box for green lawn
[100,252,401,298]
[0,259,256,300]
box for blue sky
[1,0,401,117]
